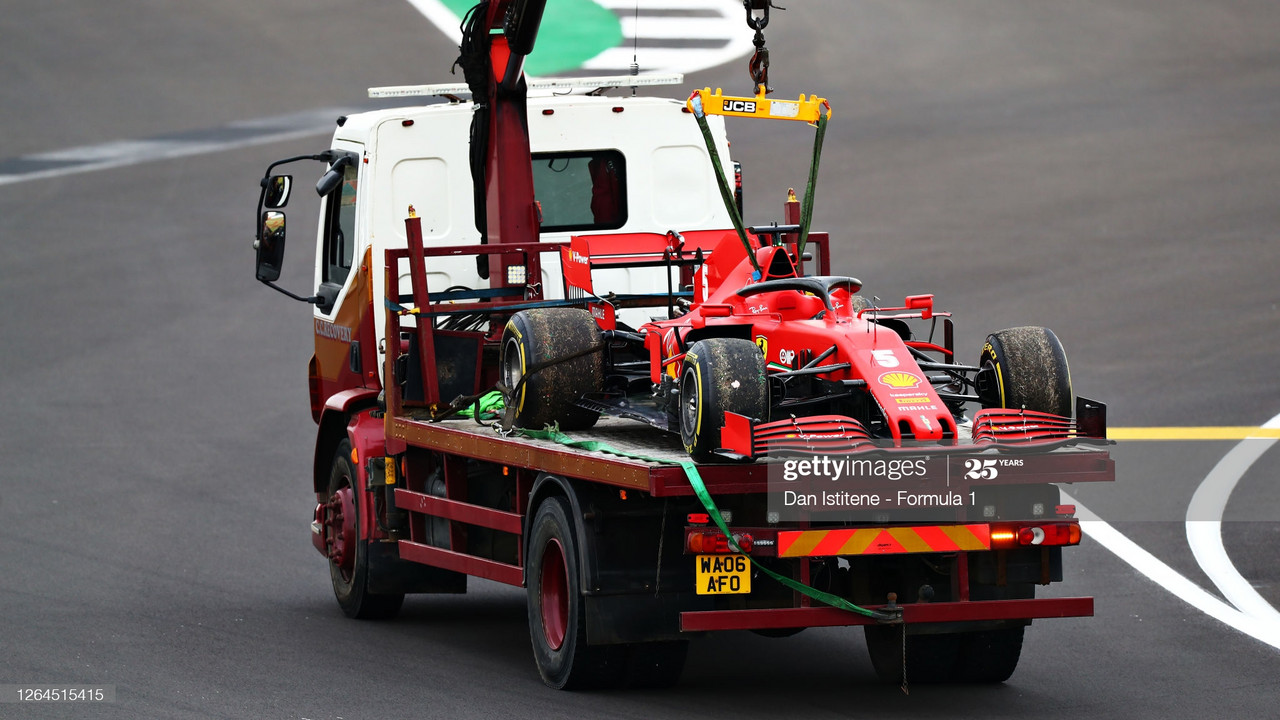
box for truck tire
[501,309,602,431]
[326,439,404,620]
[526,496,625,689]
[679,338,768,462]
[976,327,1073,418]
[954,627,1024,683]
[864,626,960,684]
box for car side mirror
[256,210,286,282]
[263,175,292,209]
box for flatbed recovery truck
[251,0,1115,690]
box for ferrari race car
[498,225,1093,462]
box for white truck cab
[255,75,738,405]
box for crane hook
[743,1,785,95]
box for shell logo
[878,371,923,389]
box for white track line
[402,0,463,44]
[1185,413,1280,623]
[1065,491,1280,649]
[0,108,347,186]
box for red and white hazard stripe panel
[777,524,992,557]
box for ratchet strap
[517,425,899,622]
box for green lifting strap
[688,92,762,277]
[516,425,899,622]
[797,106,829,261]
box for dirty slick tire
[977,326,1073,417]
[502,309,602,431]
[679,338,767,462]
[526,497,625,690]
[327,439,404,620]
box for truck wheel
[501,309,602,431]
[864,626,960,684]
[526,496,625,689]
[325,439,404,620]
[977,326,1073,418]
[954,627,1024,682]
[679,338,767,462]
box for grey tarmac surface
[1,1,1278,718]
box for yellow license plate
[695,554,751,595]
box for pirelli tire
[977,326,1073,418]
[679,338,768,462]
[501,309,603,431]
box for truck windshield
[531,150,626,232]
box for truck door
[312,149,375,400]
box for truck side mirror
[263,175,292,209]
[316,156,352,197]
[256,211,287,282]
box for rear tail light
[687,530,753,554]
[991,522,1081,549]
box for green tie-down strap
[516,426,899,622]
[458,390,505,420]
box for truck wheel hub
[325,486,356,576]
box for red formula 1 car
[498,89,1101,461]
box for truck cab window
[531,150,626,232]
[322,162,359,285]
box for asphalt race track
[2,1,1278,717]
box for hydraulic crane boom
[454,0,549,291]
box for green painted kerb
[440,0,623,75]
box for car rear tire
[977,326,1073,417]
[501,309,602,431]
[679,338,768,462]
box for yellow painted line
[1110,427,1280,440]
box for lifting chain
[744,0,784,95]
